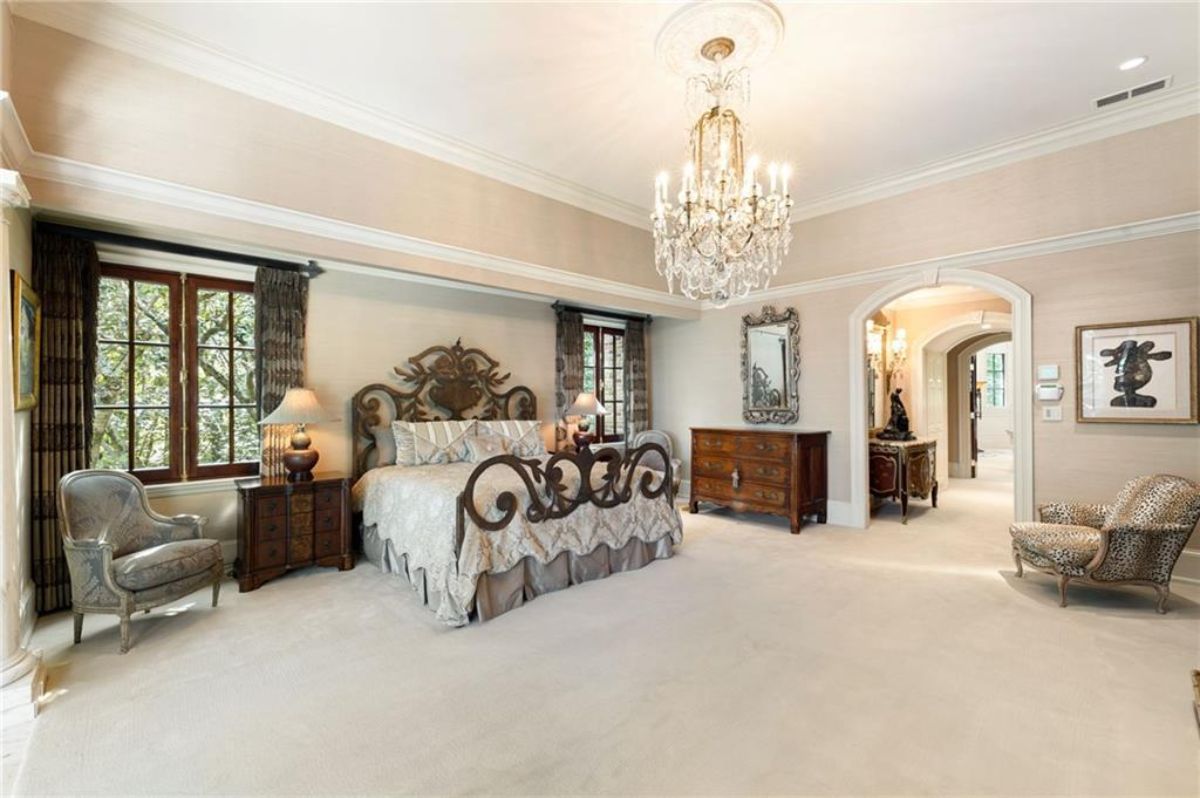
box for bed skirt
[361,524,676,624]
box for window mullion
[226,291,235,464]
[180,274,189,480]
[125,278,135,470]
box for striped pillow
[392,420,478,466]
[477,420,545,457]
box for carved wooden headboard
[351,339,538,479]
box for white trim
[10,3,649,230]
[20,149,699,313]
[824,500,856,528]
[706,212,1200,309]
[144,477,240,498]
[0,170,30,209]
[847,270,1034,529]
[95,243,251,282]
[12,5,1198,230]
[0,92,34,172]
[789,84,1199,222]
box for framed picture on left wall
[11,270,40,411]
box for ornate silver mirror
[741,305,800,424]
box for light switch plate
[1042,406,1063,422]
[1036,364,1060,381]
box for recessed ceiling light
[1119,56,1148,71]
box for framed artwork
[11,270,40,411]
[1076,317,1198,424]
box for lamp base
[572,430,594,453]
[283,448,319,481]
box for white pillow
[463,434,509,463]
[392,420,477,466]
[477,420,545,458]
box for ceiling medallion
[651,0,792,308]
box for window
[985,351,1006,408]
[581,324,625,442]
[92,266,259,482]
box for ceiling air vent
[1094,75,1173,109]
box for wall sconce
[888,328,908,377]
[866,320,885,371]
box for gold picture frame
[11,270,40,411]
[1075,316,1198,425]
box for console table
[689,427,829,533]
[868,438,938,523]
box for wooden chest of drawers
[688,428,829,534]
[235,472,353,592]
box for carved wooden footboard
[456,443,675,556]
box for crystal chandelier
[651,36,792,308]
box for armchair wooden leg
[1012,546,1023,577]
[212,577,221,608]
[119,614,131,654]
[1154,584,1169,614]
[73,611,83,645]
[1057,575,1070,608]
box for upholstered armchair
[1010,474,1200,613]
[630,429,683,496]
[59,470,225,653]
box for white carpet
[12,473,1200,796]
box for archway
[847,269,1033,528]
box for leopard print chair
[1009,474,1200,613]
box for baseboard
[1174,549,1200,585]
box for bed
[351,339,683,625]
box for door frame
[847,268,1033,528]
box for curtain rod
[36,222,323,278]
[552,301,652,324]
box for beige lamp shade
[260,387,335,426]
[565,391,607,418]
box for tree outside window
[985,351,1006,408]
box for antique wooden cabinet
[868,438,938,524]
[235,472,353,592]
[689,428,829,534]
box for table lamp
[260,387,334,481]
[565,391,607,452]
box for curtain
[554,309,584,450]
[31,231,100,614]
[255,268,308,478]
[624,318,649,441]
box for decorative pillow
[463,434,509,463]
[370,425,397,466]
[477,420,545,457]
[392,420,477,466]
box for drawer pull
[731,467,740,489]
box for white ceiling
[25,2,1200,220]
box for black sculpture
[877,388,916,441]
[1100,339,1171,408]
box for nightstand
[235,471,353,592]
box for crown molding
[0,170,30,209]
[0,91,34,173]
[11,1,650,230]
[19,147,698,313]
[789,83,1200,222]
[704,211,1200,309]
[14,2,1198,232]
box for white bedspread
[353,458,683,624]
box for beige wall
[781,116,1199,284]
[148,266,558,558]
[653,232,1199,543]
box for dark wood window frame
[95,265,184,484]
[583,324,625,442]
[94,264,259,483]
[185,275,259,480]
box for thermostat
[1036,384,1064,402]
[1036,364,1060,381]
